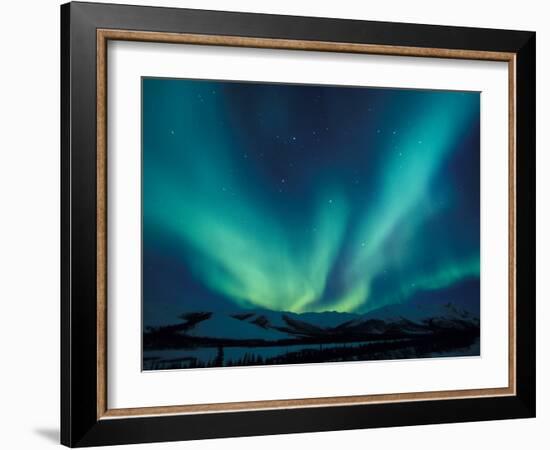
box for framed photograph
[61,1,536,447]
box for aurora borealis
[142,78,480,326]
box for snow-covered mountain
[144,279,480,347]
[184,313,291,341]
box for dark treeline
[143,330,479,371]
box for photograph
[52,1,537,447]
[142,78,481,370]
[0,0,542,448]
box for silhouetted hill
[144,279,480,350]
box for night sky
[142,78,480,326]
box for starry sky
[142,77,480,325]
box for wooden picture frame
[61,1,535,447]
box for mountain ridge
[144,279,480,349]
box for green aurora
[143,78,480,323]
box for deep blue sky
[142,78,480,326]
